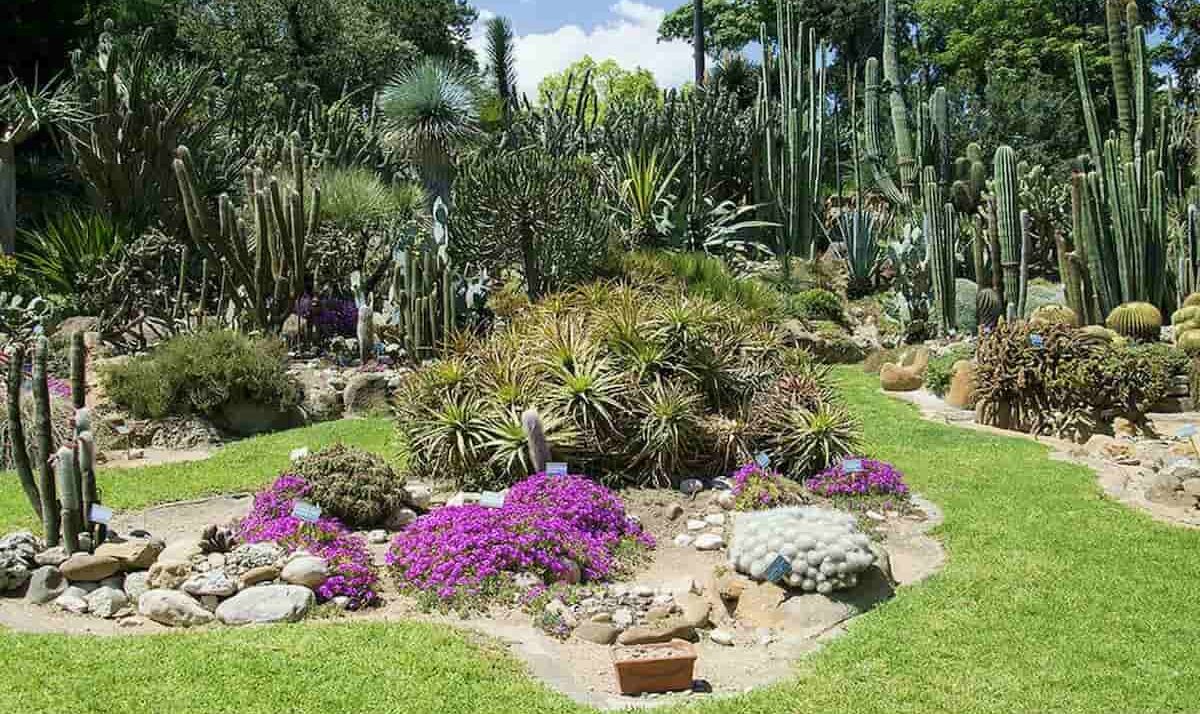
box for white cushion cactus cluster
[728,507,876,594]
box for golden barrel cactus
[1105,302,1163,341]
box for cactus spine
[6,343,40,520]
[993,146,1023,316]
[921,167,957,335]
[32,337,58,547]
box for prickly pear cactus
[728,507,877,594]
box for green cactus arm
[1106,0,1136,164]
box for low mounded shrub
[292,444,408,529]
[238,474,380,609]
[385,473,652,604]
[924,344,976,398]
[730,462,803,510]
[787,288,844,324]
[100,329,300,420]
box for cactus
[174,133,320,332]
[1078,324,1126,346]
[1030,305,1079,328]
[522,408,550,474]
[31,337,58,547]
[199,525,238,554]
[1177,330,1200,355]
[881,0,917,197]
[921,167,957,335]
[976,288,1003,330]
[1181,204,1199,307]
[77,428,99,542]
[54,445,81,554]
[993,146,1023,315]
[356,304,374,364]
[6,343,40,520]
[1106,302,1163,341]
[69,331,85,410]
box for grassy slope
[1,371,1197,713]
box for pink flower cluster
[806,458,910,498]
[730,462,789,510]
[386,473,652,601]
[238,474,380,609]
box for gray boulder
[0,532,39,592]
[215,585,315,625]
[86,586,129,618]
[54,586,91,614]
[281,556,329,589]
[181,570,238,598]
[25,566,67,604]
[123,571,151,601]
[138,589,214,627]
[343,373,390,415]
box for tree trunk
[693,0,706,86]
[0,140,16,255]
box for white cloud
[470,2,699,100]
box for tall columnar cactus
[384,246,459,360]
[356,304,375,364]
[70,331,86,410]
[881,0,917,195]
[921,167,957,335]
[32,337,58,547]
[1106,0,1137,164]
[174,133,320,332]
[55,445,81,554]
[1183,203,1200,307]
[993,146,1023,316]
[755,1,826,275]
[6,343,39,519]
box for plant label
[1177,425,1198,439]
[1030,334,1045,349]
[479,491,506,509]
[88,504,113,525]
[843,459,864,474]
[765,555,792,583]
[292,501,322,523]
[546,462,569,478]
[755,452,771,468]
[113,424,132,436]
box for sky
[468,1,699,99]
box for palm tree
[0,77,84,254]
[485,16,518,127]
[378,58,480,212]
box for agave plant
[18,209,129,296]
[379,58,481,211]
[829,208,891,298]
[609,146,683,247]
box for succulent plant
[1106,302,1163,341]
[1172,306,1200,326]
[1177,330,1200,356]
[1184,293,1200,309]
[199,525,238,554]
[293,444,408,529]
[976,288,1003,330]
[1078,325,1126,346]
[728,506,877,593]
[1030,304,1079,328]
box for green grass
[0,418,397,532]
[1,370,1198,713]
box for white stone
[717,492,737,511]
[54,587,90,614]
[613,608,634,628]
[673,534,695,547]
[704,513,726,526]
[290,447,310,463]
[367,530,389,544]
[709,628,735,646]
[686,520,707,532]
[694,534,725,551]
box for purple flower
[730,462,788,510]
[296,296,358,338]
[805,458,910,498]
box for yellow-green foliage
[1105,302,1163,341]
[1184,293,1200,309]
[1078,325,1126,346]
[1177,330,1200,356]
[1030,304,1078,328]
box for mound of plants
[394,282,861,489]
[924,344,976,398]
[292,444,408,529]
[806,458,910,499]
[620,251,784,317]
[385,472,651,606]
[975,321,1178,439]
[730,462,804,510]
[238,474,380,609]
[100,329,300,421]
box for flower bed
[730,462,793,510]
[386,473,652,605]
[238,475,380,609]
[806,458,910,507]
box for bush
[975,321,1173,439]
[620,251,784,316]
[385,472,651,605]
[394,281,860,489]
[788,289,844,324]
[924,344,976,398]
[238,474,380,609]
[292,444,408,529]
[730,462,803,510]
[317,167,423,229]
[101,329,300,420]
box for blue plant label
[1178,425,1199,439]
[114,424,132,436]
[1030,334,1045,349]
[546,462,569,478]
[765,555,792,583]
[88,504,113,525]
[843,459,864,474]
[479,491,506,509]
[755,452,771,468]
[292,501,322,523]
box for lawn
[0,370,1197,713]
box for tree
[537,57,660,118]
[371,0,478,68]
[1,0,90,85]
[1160,0,1199,105]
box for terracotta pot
[612,639,697,695]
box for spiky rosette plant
[1106,302,1163,342]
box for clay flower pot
[612,639,698,695]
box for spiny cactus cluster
[1106,302,1163,341]
[728,506,877,594]
[1172,298,1200,355]
[1030,304,1079,328]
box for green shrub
[318,167,424,229]
[788,289,844,324]
[621,251,784,316]
[101,329,300,420]
[924,344,975,397]
[293,444,408,528]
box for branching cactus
[921,167,957,335]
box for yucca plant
[406,388,490,483]
[630,379,704,487]
[18,209,128,295]
[379,58,480,211]
[830,208,891,299]
[758,401,862,479]
[609,146,683,247]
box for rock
[239,565,281,588]
[100,574,126,591]
[225,542,285,576]
[123,572,150,601]
[54,587,91,614]
[715,572,749,601]
[686,520,707,532]
[1182,479,1200,497]
[147,560,192,590]
[95,538,165,570]
[406,485,433,510]
[0,531,39,591]
[680,479,705,495]
[384,507,418,531]
[207,553,226,569]
[1113,417,1138,439]
[26,566,67,604]
[330,596,351,610]
[201,595,220,611]
[52,316,101,346]
[181,570,238,597]
[1161,460,1200,482]
[86,586,129,618]
[591,612,613,623]
[367,530,389,545]
[880,363,925,392]
[704,513,725,526]
[663,504,684,521]
[672,534,694,547]
[693,534,724,551]
[616,619,696,646]
[343,373,391,415]
[945,360,977,409]
[575,621,621,645]
[34,546,68,567]
[613,608,635,629]
[290,447,310,463]
[159,539,203,563]
[677,593,711,628]
[646,606,672,621]
[709,629,735,646]
[59,554,121,583]
[215,585,315,625]
[281,556,329,589]
[717,492,736,511]
[139,589,214,627]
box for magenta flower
[806,458,910,498]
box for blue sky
[468,1,698,97]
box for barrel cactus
[1172,306,1200,327]
[1183,293,1200,309]
[1105,302,1163,341]
[1078,325,1126,346]
[1029,304,1078,328]
[976,288,1003,330]
[1177,330,1200,356]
